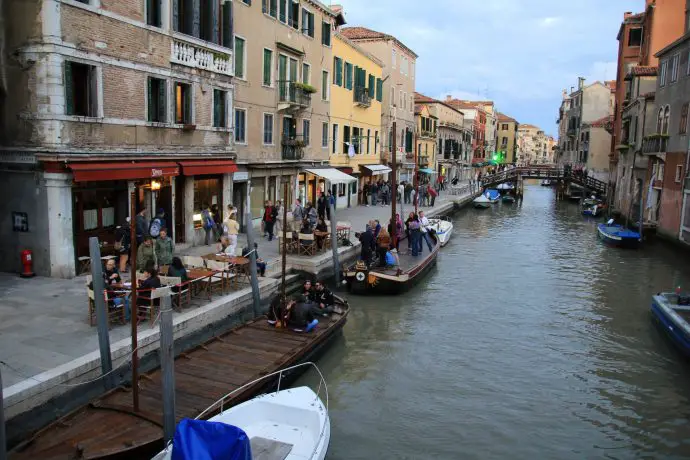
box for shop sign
[0,152,36,164]
[151,169,164,177]
[12,212,29,232]
[234,171,249,181]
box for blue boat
[596,222,641,248]
[485,189,501,203]
[651,292,690,357]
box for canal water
[302,184,690,460]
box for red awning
[178,160,238,176]
[68,161,180,182]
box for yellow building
[328,33,385,207]
[415,104,438,181]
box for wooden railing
[479,167,608,196]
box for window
[501,137,508,146]
[146,0,162,27]
[401,56,408,76]
[65,61,98,117]
[333,57,343,86]
[628,28,642,47]
[366,129,371,154]
[368,74,375,99]
[234,36,246,79]
[263,48,273,86]
[222,1,233,48]
[352,127,360,153]
[376,78,383,102]
[391,87,395,106]
[332,124,339,154]
[321,71,329,101]
[240,0,250,4]
[322,22,331,46]
[663,106,670,134]
[199,0,216,42]
[301,9,314,37]
[670,54,680,83]
[302,119,310,146]
[676,165,684,183]
[660,60,668,87]
[375,131,379,154]
[410,61,415,79]
[213,89,227,128]
[302,63,310,84]
[399,91,404,109]
[263,113,274,145]
[322,122,328,148]
[502,123,508,130]
[279,0,286,23]
[680,102,689,135]
[343,125,351,154]
[392,49,396,69]
[234,108,246,143]
[288,0,299,29]
[174,82,192,124]
[344,62,353,90]
[262,0,278,17]
[147,77,166,123]
[410,95,413,113]
[688,50,690,76]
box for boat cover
[485,189,500,201]
[172,418,252,460]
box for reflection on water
[299,185,690,460]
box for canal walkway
[0,186,474,423]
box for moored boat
[485,189,501,203]
[501,195,516,203]
[597,222,641,248]
[651,292,690,357]
[473,194,492,209]
[344,233,439,295]
[152,362,330,460]
[427,217,453,247]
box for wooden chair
[137,287,168,327]
[159,276,190,310]
[87,287,126,327]
[299,233,317,256]
[78,257,91,275]
[205,260,232,294]
[182,255,206,269]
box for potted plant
[293,82,317,94]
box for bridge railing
[478,167,607,196]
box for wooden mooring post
[159,293,176,443]
[0,365,6,460]
[89,237,114,390]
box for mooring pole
[245,182,261,316]
[391,122,398,249]
[159,293,176,443]
[129,190,140,412]
[329,192,340,286]
[0,366,6,460]
[281,182,289,302]
[89,237,113,390]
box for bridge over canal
[479,167,608,197]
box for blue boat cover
[485,189,500,200]
[172,418,252,460]
[598,224,640,239]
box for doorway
[174,176,185,243]
[233,181,247,232]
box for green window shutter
[213,90,220,127]
[234,37,245,78]
[263,49,272,86]
[64,61,74,115]
[368,74,375,98]
[183,85,191,123]
[222,2,233,49]
[376,78,383,102]
[158,79,166,122]
[334,57,342,86]
[147,78,154,121]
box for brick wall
[658,151,687,237]
[103,66,146,120]
[101,0,145,22]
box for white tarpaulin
[304,168,357,184]
[362,164,392,175]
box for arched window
[662,106,671,134]
[657,108,664,133]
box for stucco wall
[658,151,686,237]
[586,127,611,176]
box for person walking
[292,199,304,232]
[397,182,404,204]
[224,210,240,255]
[262,200,278,241]
[135,207,148,244]
[115,218,131,273]
[275,199,284,235]
[362,183,370,206]
[317,192,327,220]
[404,182,412,204]
[327,190,335,221]
[155,227,174,268]
[136,235,157,270]
[427,184,438,207]
[370,181,378,206]
[200,203,215,245]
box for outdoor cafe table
[313,230,330,250]
[186,268,216,301]
[201,254,251,286]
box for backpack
[202,211,214,230]
[149,218,161,237]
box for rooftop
[628,65,658,77]
[340,27,418,58]
[497,112,517,123]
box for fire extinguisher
[20,249,35,278]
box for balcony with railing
[420,130,436,139]
[642,135,668,155]
[278,81,312,111]
[354,87,371,107]
[171,36,232,75]
[281,134,306,160]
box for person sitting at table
[167,256,189,282]
[136,236,157,271]
[137,267,161,307]
[242,243,266,277]
[315,217,328,249]
[104,259,121,286]
[218,235,233,255]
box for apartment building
[579,116,613,183]
[328,32,384,207]
[414,104,437,180]
[340,27,417,183]
[446,99,486,164]
[415,93,471,181]
[497,113,519,164]
[232,0,343,217]
[516,124,542,165]
[0,0,238,278]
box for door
[283,116,296,140]
[278,55,287,100]
[233,182,246,232]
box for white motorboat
[427,217,453,247]
[473,194,492,209]
[152,362,330,460]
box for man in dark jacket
[313,281,335,314]
[317,192,327,220]
[135,207,148,244]
[358,226,375,265]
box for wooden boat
[152,362,330,460]
[9,301,349,460]
[343,234,439,295]
[473,195,492,209]
[597,222,641,248]
[501,195,516,203]
[427,217,453,247]
[651,292,690,357]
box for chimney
[562,89,568,99]
[578,77,585,89]
[623,11,633,19]
[330,4,343,14]
[446,95,452,102]
[570,86,574,93]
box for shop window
[193,177,222,223]
[65,61,98,117]
[84,208,98,230]
[174,82,192,124]
[338,183,346,197]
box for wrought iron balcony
[278,80,312,111]
[420,130,436,139]
[281,134,306,160]
[353,87,371,107]
[642,135,668,155]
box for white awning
[304,168,357,184]
[362,164,392,175]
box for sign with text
[13,212,29,232]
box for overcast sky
[338,0,640,136]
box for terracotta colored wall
[658,152,687,237]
